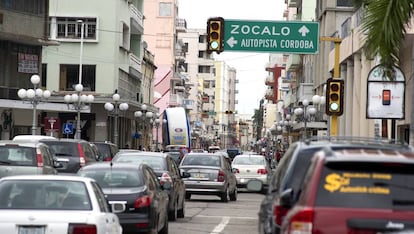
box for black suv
[251,137,414,234]
[40,139,97,174]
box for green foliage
[356,0,414,80]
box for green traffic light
[330,102,339,111]
[210,41,219,50]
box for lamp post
[294,99,317,139]
[134,104,153,150]
[104,93,129,146]
[18,74,51,135]
[153,113,161,152]
[63,84,94,139]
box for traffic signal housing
[207,17,224,54]
[326,78,344,116]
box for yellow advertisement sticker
[323,173,391,194]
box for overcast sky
[178,0,286,116]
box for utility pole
[320,37,342,136]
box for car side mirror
[279,188,294,208]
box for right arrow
[226,36,238,48]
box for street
[169,190,263,234]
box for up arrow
[298,25,310,37]
[226,36,238,48]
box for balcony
[130,4,144,34]
[296,83,314,103]
[176,18,187,32]
[169,93,183,107]
[265,75,274,85]
[287,0,297,7]
[129,53,142,74]
[286,54,301,71]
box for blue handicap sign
[63,123,73,134]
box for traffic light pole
[320,37,342,136]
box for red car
[281,148,414,233]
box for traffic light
[326,78,344,116]
[207,17,224,54]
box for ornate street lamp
[17,74,51,135]
[104,93,129,146]
[63,84,94,139]
[294,99,317,139]
[134,104,153,150]
[153,113,161,151]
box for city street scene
[1,0,414,233]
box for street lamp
[63,84,94,139]
[294,99,317,139]
[134,104,153,150]
[153,113,161,151]
[104,93,129,146]
[17,74,51,135]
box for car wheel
[177,198,185,218]
[185,193,191,200]
[229,187,238,201]
[168,200,177,221]
[159,212,169,234]
[220,188,229,202]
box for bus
[162,107,191,153]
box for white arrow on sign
[226,36,238,48]
[298,25,310,37]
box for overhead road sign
[223,19,319,54]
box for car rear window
[0,180,91,210]
[79,168,144,188]
[232,156,265,165]
[0,146,36,166]
[112,155,167,170]
[42,141,78,157]
[315,162,414,210]
[181,154,221,167]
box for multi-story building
[0,0,64,140]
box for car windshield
[79,168,144,188]
[181,154,221,167]
[0,180,92,210]
[232,156,265,165]
[112,154,167,170]
[42,141,77,157]
[315,162,414,210]
[0,146,36,166]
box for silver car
[231,154,271,190]
[179,153,238,202]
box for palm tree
[354,0,414,144]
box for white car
[0,175,124,234]
[231,154,271,189]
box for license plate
[193,173,206,178]
[18,226,45,234]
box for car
[179,152,238,202]
[231,154,271,191]
[0,174,124,234]
[78,162,169,234]
[112,151,190,221]
[40,138,98,174]
[226,147,241,160]
[249,136,414,234]
[12,135,58,142]
[165,151,182,165]
[92,141,119,161]
[280,147,414,233]
[0,140,61,178]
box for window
[56,17,97,39]
[59,64,96,91]
[337,0,353,7]
[0,0,45,14]
[159,2,172,16]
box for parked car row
[247,136,414,234]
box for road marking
[197,215,256,220]
[210,216,230,234]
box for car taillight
[134,195,152,208]
[286,208,314,234]
[36,148,43,167]
[257,168,267,174]
[160,172,173,187]
[68,224,97,234]
[77,143,86,167]
[274,204,290,226]
[218,169,225,182]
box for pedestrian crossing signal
[207,17,224,54]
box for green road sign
[223,19,319,54]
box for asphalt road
[169,190,264,234]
